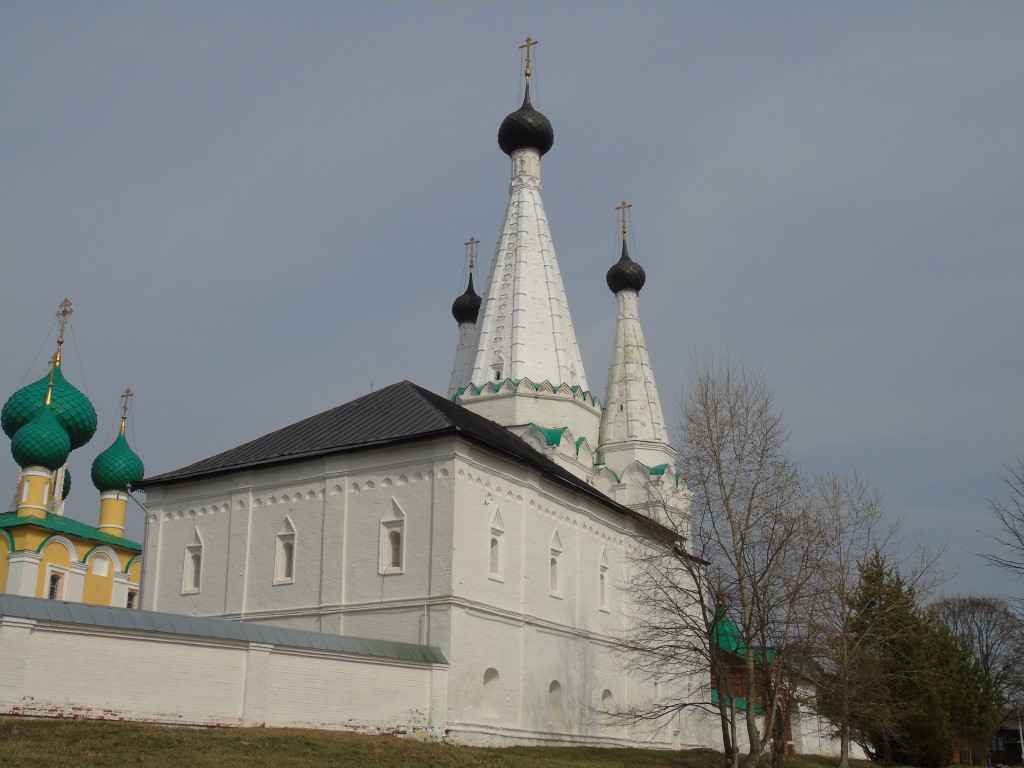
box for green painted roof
[0,511,141,551]
[645,463,670,475]
[11,406,71,470]
[2,365,97,450]
[711,607,777,664]
[91,433,145,492]
[531,424,567,446]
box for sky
[2,2,1021,600]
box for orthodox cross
[519,37,537,81]
[616,201,632,239]
[55,297,73,357]
[119,388,134,435]
[465,237,480,272]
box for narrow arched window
[548,680,564,727]
[379,507,406,575]
[488,510,504,581]
[389,529,402,568]
[549,531,562,597]
[599,547,610,611]
[48,572,63,600]
[183,529,204,594]
[483,668,500,718]
[275,518,297,584]
[281,540,294,579]
[190,551,202,589]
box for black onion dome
[606,239,647,294]
[451,272,482,324]
[498,83,554,157]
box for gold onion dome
[2,365,97,450]
[11,405,72,471]
[91,433,144,493]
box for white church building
[130,48,705,748]
[0,45,854,754]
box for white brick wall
[0,614,445,733]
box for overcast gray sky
[2,2,1021,599]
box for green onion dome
[11,406,72,471]
[61,468,71,500]
[2,366,97,450]
[91,433,145,492]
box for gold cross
[55,297,73,344]
[519,37,537,80]
[615,201,632,239]
[465,236,480,271]
[120,388,134,435]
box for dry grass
[0,717,870,768]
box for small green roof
[531,424,567,446]
[2,366,97,450]
[11,406,71,470]
[0,511,141,551]
[645,463,670,475]
[92,433,145,492]
[711,607,777,663]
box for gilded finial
[45,354,58,406]
[615,201,632,240]
[465,236,480,272]
[54,297,73,366]
[119,388,133,435]
[519,37,537,81]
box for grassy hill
[0,717,861,768]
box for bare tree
[933,594,1024,711]
[621,358,827,768]
[982,456,1024,578]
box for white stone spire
[467,147,589,392]
[597,218,676,473]
[454,56,601,465]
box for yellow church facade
[1,300,143,609]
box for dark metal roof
[497,83,554,157]
[0,593,447,664]
[451,271,482,324]
[136,380,642,522]
[606,238,647,294]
